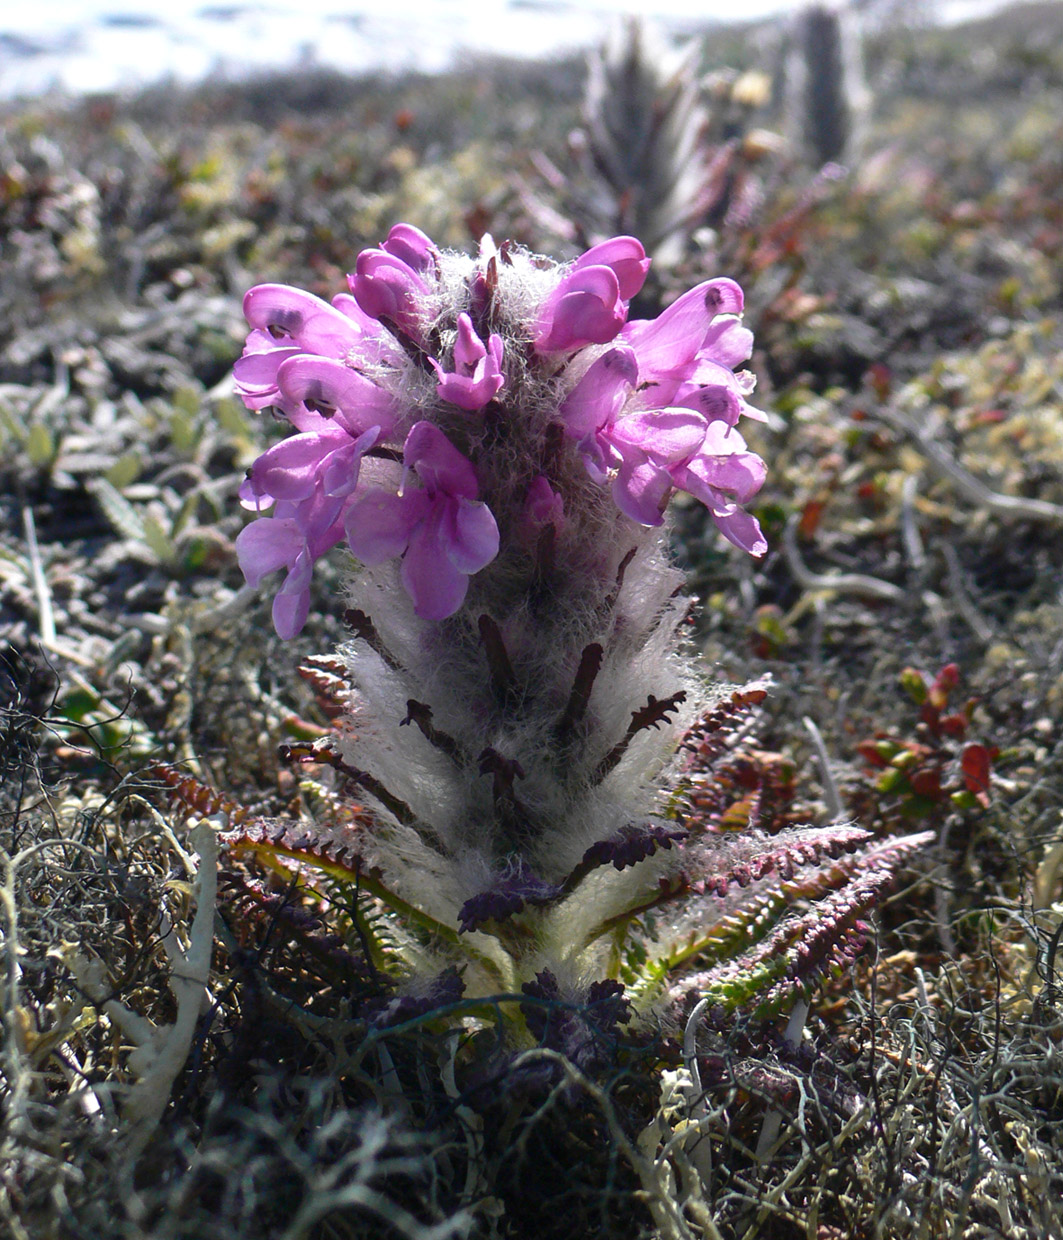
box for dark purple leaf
[458,860,563,933]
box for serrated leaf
[88,478,148,543]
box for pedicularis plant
[163,225,931,1041]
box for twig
[21,506,56,647]
[782,517,904,602]
[68,818,220,1162]
[802,715,842,820]
[900,473,927,570]
[755,996,810,1162]
[942,542,995,642]
[681,997,717,1190]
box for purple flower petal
[345,489,427,564]
[330,291,383,333]
[320,428,380,498]
[282,489,348,560]
[243,284,366,356]
[249,428,353,501]
[235,517,305,586]
[349,249,431,337]
[612,457,673,526]
[444,497,500,574]
[522,476,565,529]
[621,278,744,383]
[610,406,709,466]
[559,346,637,438]
[381,222,439,275]
[432,314,505,410]
[405,422,479,499]
[609,408,707,465]
[233,345,300,409]
[272,548,313,639]
[698,317,755,368]
[535,265,625,354]
[710,506,768,557]
[239,476,275,511]
[574,236,650,300]
[276,355,398,436]
[675,382,743,427]
[401,506,471,619]
[679,446,767,507]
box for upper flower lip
[274,355,398,437]
[573,236,651,300]
[379,222,440,275]
[535,264,626,353]
[243,284,378,353]
[348,228,440,340]
[621,278,745,379]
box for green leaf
[105,452,142,488]
[0,402,28,445]
[214,396,254,441]
[141,513,178,567]
[26,422,56,467]
[899,667,929,705]
[169,405,199,454]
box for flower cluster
[233,225,768,638]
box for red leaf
[798,497,826,538]
[961,744,992,798]
[856,740,889,768]
[929,663,960,711]
[909,767,943,799]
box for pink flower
[558,346,638,481]
[379,222,439,275]
[232,226,770,643]
[621,279,765,425]
[607,410,767,554]
[556,337,767,554]
[344,422,500,620]
[233,284,397,414]
[235,487,349,639]
[534,236,649,354]
[518,475,565,548]
[431,313,505,411]
[234,349,401,639]
[239,356,397,510]
[573,236,651,300]
[349,224,439,341]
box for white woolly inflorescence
[231,225,769,947]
